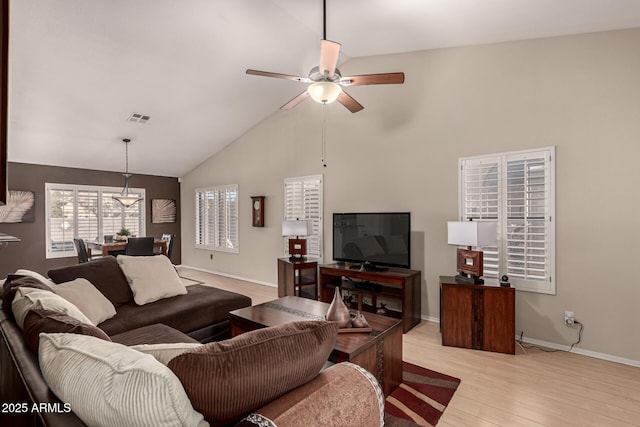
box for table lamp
[447,220,497,284]
[282,220,313,260]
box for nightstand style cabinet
[440,276,515,355]
[277,258,318,299]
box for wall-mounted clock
[251,196,265,227]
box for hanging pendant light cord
[123,139,131,193]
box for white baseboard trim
[179,264,277,289]
[420,314,440,323]
[177,270,640,368]
[420,315,639,367]
[517,335,640,368]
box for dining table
[86,239,167,257]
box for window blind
[284,175,323,259]
[195,184,238,253]
[504,153,550,284]
[461,157,500,279]
[45,183,145,258]
[459,147,555,294]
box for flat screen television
[333,212,411,270]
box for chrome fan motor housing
[308,65,342,83]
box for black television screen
[333,212,411,269]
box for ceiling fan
[245,0,404,113]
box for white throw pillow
[130,342,203,365]
[117,255,187,305]
[39,333,208,427]
[14,269,53,287]
[11,287,93,329]
[51,278,117,325]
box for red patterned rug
[385,362,461,427]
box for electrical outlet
[564,310,575,326]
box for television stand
[319,264,421,333]
[348,263,389,272]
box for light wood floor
[179,267,640,427]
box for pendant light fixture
[112,138,143,207]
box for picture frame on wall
[0,190,35,223]
[151,199,176,223]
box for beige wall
[181,29,640,362]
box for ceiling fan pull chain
[321,103,327,168]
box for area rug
[385,362,461,427]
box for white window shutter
[459,147,555,294]
[504,150,554,293]
[77,190,99,242]
[195,185,238,253]
[45,183,146,259]
[460,157,500,279]
[284,175,323,260]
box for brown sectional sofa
[0,257,385,426]
[46,256,251,342]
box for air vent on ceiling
[128,113,150,124]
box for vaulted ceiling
[7,0,640,177]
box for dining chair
[73,238,100,263]
[161,233,175,259]
[125,237,155,256]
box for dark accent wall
[0,162,181,278]
[1,0,9,205]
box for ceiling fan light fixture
[307,81,342,104]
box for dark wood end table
[277,257,318,299]
[229,296,403,396]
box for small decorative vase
[351,311,370,329]
[326,287,351,328]
[376,303,388,316]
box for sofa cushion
[117,255,187,305]
[130,342,204,365]
[110,323,200,346]
[98,284,251,337]
[51,278,117,325]
[38,333,208,427]
[14,269,53,286]
[47,256,133,307]
[2,275,52,320]
[12,287,93,329]
[168,320,338,426]
[22,309,111,352]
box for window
[45,183,145,259]
[284,175,323,260]
[459,147,555,294]
[195,184,239,253]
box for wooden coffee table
[229,296,403,396]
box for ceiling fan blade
[246,69,310,83]
[319,40,341,77]
[340,72,405,86]
[281,91,310,110]
[337,91,364,113]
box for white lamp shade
[282,220,313,237]
[447,221,497,247]
[307,82,342,104]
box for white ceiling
[8,0,640,177]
